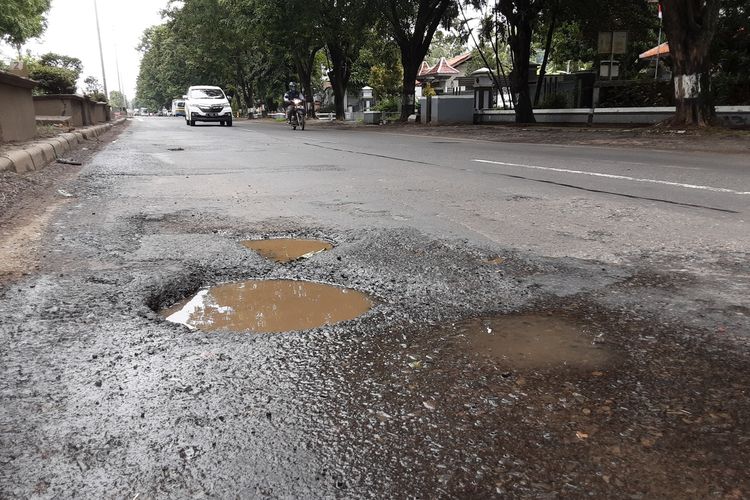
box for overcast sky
[0,0,170,102]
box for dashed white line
[473,159,750,195]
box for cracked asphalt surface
[1,118,749,498]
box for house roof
[417,61,432,77]
[422,57,460,77]
[446,52,472,68]
[639,42,670,59]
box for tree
[383,0,458,120]
[38,53,83,77]
[84,76,102,95]
[28,52,82,94]
[496,0,545,123]
[251,0,324,117]
[710,0,750,105]
[29,66,77,94]
[315,0,374,120]
[427,30,467,64]
[109,90,126,109]
[0,0,51,55]
[661,0,721,125]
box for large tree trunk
[399,46,423,121]
[235,54,254,118]
[661,0,720,126]
[295,48,319,118]
[534,2,557,106]
[508,19,536,123]
[327,44,351,120]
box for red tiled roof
[639,42,669,59]
[446,52,472,68]
[417,61,432,77]
[422,57,460,77]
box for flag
[657,3,663,19]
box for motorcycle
[288,98,306,131]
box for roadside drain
[162,279,372,333]
[241,238,333,263]
[454,314,611,370]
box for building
[417,52,474,95]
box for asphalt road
[1,117,748,498]
[132,117,749,261]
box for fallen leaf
[576,431,589,440]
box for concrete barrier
[1,149,35,173]
[0,71,37,142]
[33,95,110,127]
[0,119,124,174]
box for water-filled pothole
[162,279,372,333]
[455,314,611,370]
[241,238,333,263]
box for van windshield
[190,89,224,99]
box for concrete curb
[0,119,123,174]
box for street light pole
[94,0,109,100]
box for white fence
[475,106,750,126]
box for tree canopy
[0,0,51,51]
[133,0,749,125]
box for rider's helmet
[289,82,297,91]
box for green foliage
[0,0,50,48]
[84,76,103,96]
[712,74,750,106]
[542,0,656,79]
[598,81,674,107]
[370,63,403,99]
[712,0,750,88]
[29,65,77,94]
[109,90,126,108]
[537,92,568,109]
[373,97,399,112]
[28,52,83,95]
[427,30,466,64]
[38,52,83,77]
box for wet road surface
[1,117,749,498]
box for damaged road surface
[1,117,749,498]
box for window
[190,88,225,99]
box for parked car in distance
[172,99,186,117]
[184,86,233,126]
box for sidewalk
[0,118,127,174]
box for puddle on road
[241,238,333,263]
[456,314,611,369]
[162,279,372,333]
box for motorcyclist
[283,82,304,123]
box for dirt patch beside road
[0,121,130,285]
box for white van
[184,86,232,126]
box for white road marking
[473,159,750,195]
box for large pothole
[452,313,612,370]
[241,238,333,263]
[161,279,373,333]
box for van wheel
[190,119,195,126]
[227,119,232,127]
[219,121,225,126]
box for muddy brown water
[241,238,333,263]
[162,279,372,333]
[456,314,611,370]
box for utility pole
[94,0,108,99]
[654,2,663,80]
[115,42,126,108]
